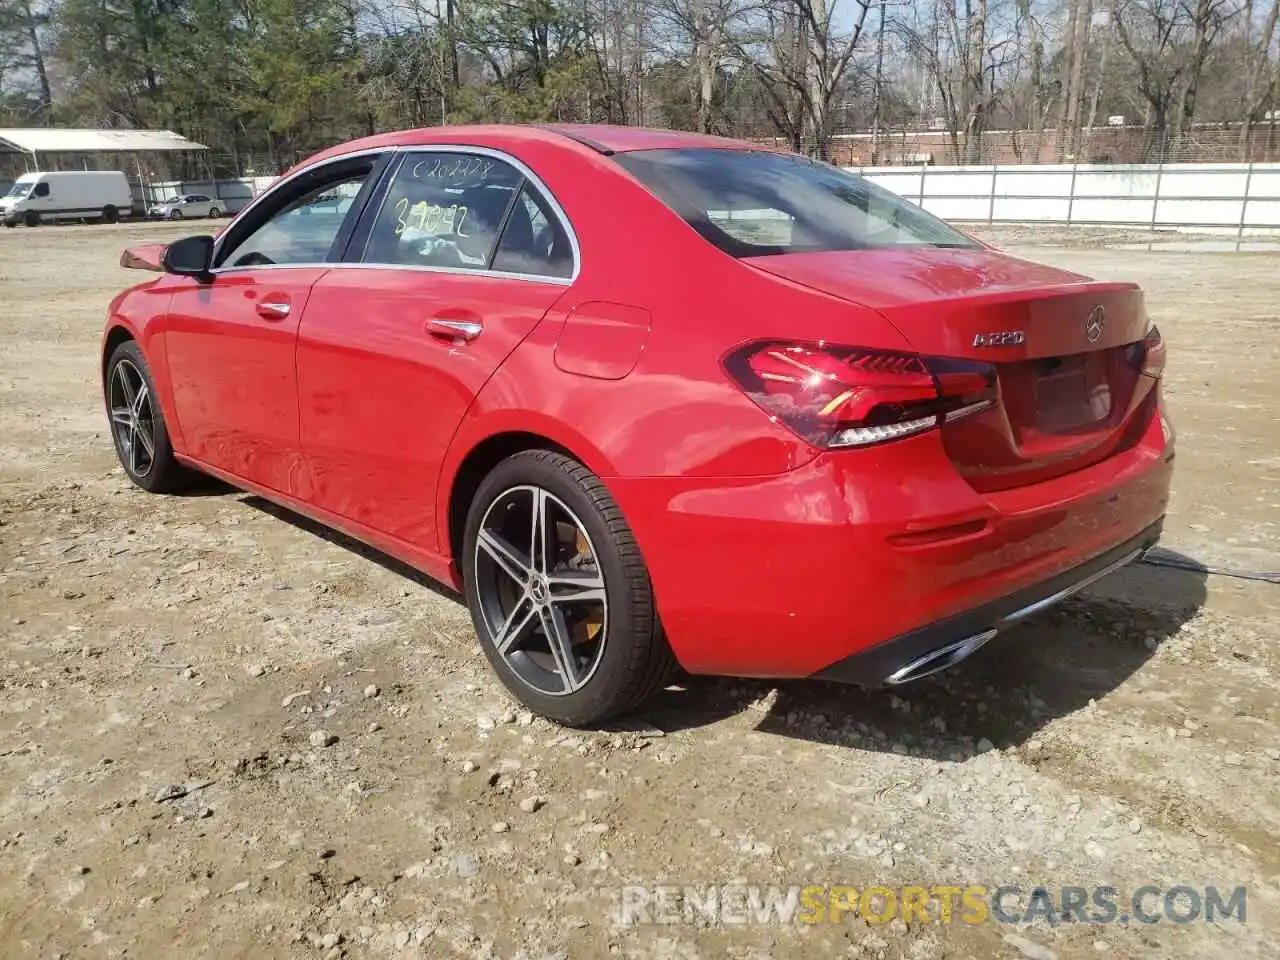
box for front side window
[33,182,49,198]
[614,148,976,257]
[5,181,32,198]
[216,163,373,269]
[362,152,524,269]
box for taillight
[723,340,997,449]
[1140,323,1165,378]
[1126,323,1165,378]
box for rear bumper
[813,519,1162,685]
[608,404,1173,679]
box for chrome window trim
[211,142,581,284]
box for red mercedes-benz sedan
[102,124,1173,724]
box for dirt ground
[1,221,1278,960]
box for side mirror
[162,235,215,280]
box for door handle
[427,318,482,342]
[257,301,291,320]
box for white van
[0,171,135,227]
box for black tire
[3,220,15,228]
[208,206,222,218]
[168,209,183,220]
[104,340,193,493]
[23,210,38,227]
[462,450,677,726]
[102,205,120,224]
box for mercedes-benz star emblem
[1085,305,1106,344]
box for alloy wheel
[474,485,608,696]
[108,358,156,477]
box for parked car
[148,194,224,220]
[101,125,1173,725]
[1,170,133,227]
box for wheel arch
[440,417,619,568]
[443,430,583,568]
[101,323,137,391]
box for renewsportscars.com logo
[616,884,1247,927]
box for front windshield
[614,148,977,257]
[4,181,32,199]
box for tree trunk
[19,0,51,111]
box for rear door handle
[257,301,291,320]
[427,318,482,342]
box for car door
[162,152,387,495]
[295,148,577,550]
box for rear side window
[491,184,574,279]
[614,148,976,257]
[362,152,522,269]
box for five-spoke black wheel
[463,450,676,725]
[104,340,191,493]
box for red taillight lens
[1141,324,1165,378]
[723,340,997,448]
[1126,323,1165,378]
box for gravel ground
[1,221,1278,960]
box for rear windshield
[614,148,977,257]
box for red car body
[104,124,1173,688]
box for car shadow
[635,559,1208,760]
[238,495,464,603]
[218,488,1208,755]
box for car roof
[293,123,769,174]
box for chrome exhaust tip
[885,628,999,685]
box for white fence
[850,162,1280,236]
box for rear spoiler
[120,243,166,272]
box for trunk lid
[746,247,1159,490]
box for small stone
[1003,933,1057,960]
[1267,748,1280,761]
[911,793,929,808]
[879,853,895,868]
[516,710,534,726]
[499,708,516,724]
[247,664,266,678]
[198,806,214,819]
[366,722,381,733]
[563,854,580,866]
[317,848,336,860]
[491,821,510,834]
[281,691,310,708]
[74,865,91,876]
[1224,752,1244,766]
[460,760,478,774]
[309,730,337,748]
[453,853,479,878]
[153,783,186,803]
[519,796,544,813]
[363,684,380,699]
[182,667,196,680]
[137,895,158,908]
[315,932,341,949]
[1128,818,1142,834]
[976,737,995,753]
[476,716,495,731]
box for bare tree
[1112,0,1235,158]
[731,0,872,156]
